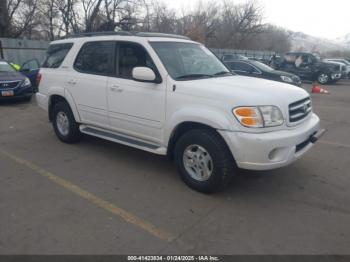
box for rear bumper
[219,113,323,170]
[36,92,49,111]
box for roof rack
[134,32,190,40]
[66,31,190,40]
[66,31,133,38]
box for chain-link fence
[211,48,277,63]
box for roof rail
[134,32,190,40]
[65,31,190,40]
[66,31,133,38]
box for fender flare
[164,106,237,143]
[48,87,81,123]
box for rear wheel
[317,73,329,84]
[174,129,235,193]
[52,101,82,143]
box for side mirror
[132,67,157,83]
[20,68,30,73]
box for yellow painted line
[0,149,175,242]
[319,140,350,149]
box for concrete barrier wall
[0,38,50,65]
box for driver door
[20,59,40,88]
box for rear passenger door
[67,41,114,128]
[107,42,166,142]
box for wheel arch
[166,121,234,161]
[48,92,80,123]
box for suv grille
[0,81,21,89]
[289,97,312,123]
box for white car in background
[325,59,350,78]
[36,32,325,193]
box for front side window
[21,59,40,71]
[42,43,73,68]
[117,42,157,79]
[74,41,114,75]
[150,42,230,80]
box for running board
[80,125,167,155]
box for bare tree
[56,0,80,36]
[7,0,40,38]
[0,0,10,36]
[82,0,103,32]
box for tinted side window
[231,62,255,72]
[118,42,157,79]
[74,41,114,75]
[42,43,73,68]
[226,62,240,70]
[22,59,40,71]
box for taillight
[36,72,42,87]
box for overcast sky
[164,0,350,39]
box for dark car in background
[272,52,342,84]
[225,59,302,87]
[0,59,34,101]
[222,54,248,62]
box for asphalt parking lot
[0,81,350,255]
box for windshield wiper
[176,74,213,80]
[213,71,232,76]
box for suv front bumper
[219,113,323,170]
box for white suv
[36,32,325,193]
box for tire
[52,101,82,143]
[174,129,235,193]
[317,72,329,85]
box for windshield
[150,42,231,80]
[0,61,16,72]
[249,60,274,71]
[313,54,321,61]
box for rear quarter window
[42,43,73,69]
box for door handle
[110,85,123,92]
[67,80,77,85]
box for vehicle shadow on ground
[0,98,32,107]
[82,134,298,198]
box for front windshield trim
[149,41,233,81]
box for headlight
[22,77,31,87]
[280,75,293,83]
[233,106,284,128]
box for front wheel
[317,73,329,84]
[174,129,235,193]
[52,101,82,143]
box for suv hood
[176,75,309,109]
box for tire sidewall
[174,130,233,193]
[317,72,329,84]
[52,102,80,143]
